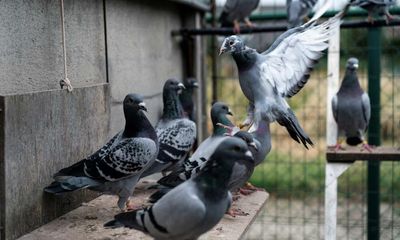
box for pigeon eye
[229,40,234,46]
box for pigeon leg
[384,11,395,24]
[233,20,241,34]
[333,140,346,152]
[367,13,374,24]
[244,18,255,28]
[361,141,373,153]
[239,188,255,195]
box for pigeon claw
[226,208,249,217]
[361,143,374,153]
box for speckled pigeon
[350,0,397,23]
[331,58,371,151]
[156,101,234,188]
[219,0,260,33]
[104,138,253,240]
[179,78,198,122]
[44,94,158,211]
[219,3,343,149]
[287,0,318,29]
[141,79,196,178]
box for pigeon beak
[353,63,359,69]
[178,83,186,90]
[138,102,147,112]
[249,141,259,152]
[219,39,228,56]
[192,82,199,88]
[227,109,233,116]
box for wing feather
[260,15,340,97]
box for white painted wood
[325,163,352,240]
[326,24,340,146]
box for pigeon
[149,130,259,203]
[44,94,158,210]
[331,58,371,151]
[156,101,234,188]
[104,137,253,240]
[141,79,196,178]
[179,78,199,122]
[350,0,397,23]
[287,0,318,29]
[219,0,260,33]
[219,2,342,149]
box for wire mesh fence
[203,11,400,240]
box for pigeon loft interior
[1,0,400,240]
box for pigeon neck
[251,120,270,145]
[162,90,184,120]
[232,49,257,71]
[123,109,155,140]
[195,159,233,200]
[339,69,362,93]
[212,115,234,136]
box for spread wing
[260,15,339,98]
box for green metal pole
[367,27,381,240]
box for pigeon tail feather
[148,188,172,203]
[346,137,363,146]
[112,210,147,232]
[277,109,313,149]
[157,170,185,188]
[103,220,125,229]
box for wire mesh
[204,13,400,240]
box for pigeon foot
[243,182,265,192]
[233,20,241,34]
[226,208,249,217]
[361,142,373,153]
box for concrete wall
[106,0,185,134]
[0,85,110,240]
[0,0,203,239]
[0,0,107,95]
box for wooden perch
[18,181,269,240]
[326,146,400,163]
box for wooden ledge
[18,181,269,240]
[326,146,400,163]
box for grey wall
[106,0,185,134]
[0,0,107,95]
[1,85,110,240]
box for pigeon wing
[84,138,157,181]
[331,94,339,122]
[260,15,339,98]
[143,181,206,238]
[156,119,196,164]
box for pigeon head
[164,79,186,96]
[210,102,234,135]
[346,58,359,70]
[197,138,253,191]
[233,131,258,153]
[219,35,245,55]
[184,78,199,90]
[123,93,147,113]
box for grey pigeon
[156,101,234,188]
[104,138,253,240]
[44,94,158,210]
[331,58,371,150]
[287,0,318,29]
[180,78,199,122]
[141,79,196,178]
[219,0,260,33]
[149,130,259,203]
[350,0,397,23]
[219,3,342,149]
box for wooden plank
[2,84,110,240]
[17,181,269,240]
[326,146,400,162]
